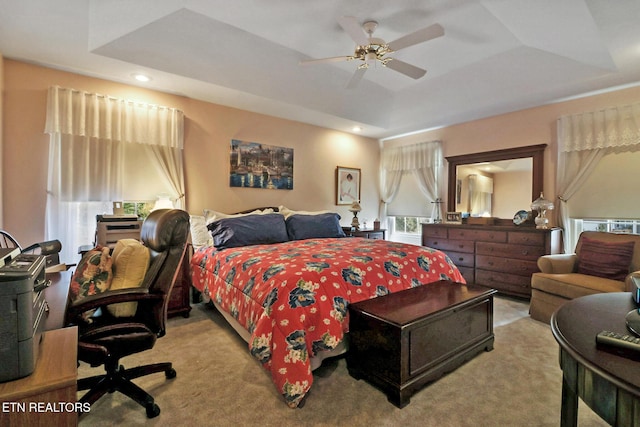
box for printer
[0,250,48,382]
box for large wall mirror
[446,144,546,218]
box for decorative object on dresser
[431,198,444,223]
[422,223,562,299]
[445,212,462,224]
[347,281,496,408]
[530,192,554,229]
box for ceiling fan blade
[338,16,369,46]
[346,67,367,89]
[387,23,444,52]
[385,59,427,79]
[299,56,352,65]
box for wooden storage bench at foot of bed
[346,280,496,408]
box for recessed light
[132,73,151,82]
[352,126,363,132]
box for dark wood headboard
[234,207,280,214]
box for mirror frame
[445,144,547,215]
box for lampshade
[349,201,362,213]
[152,195,174,211]
[531,193,554,212]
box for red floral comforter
[190,237,465,408]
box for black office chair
[65,209,190,418]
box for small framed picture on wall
[336,166,361,205]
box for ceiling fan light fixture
[301,17,443,88]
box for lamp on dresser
[531,193,554,229]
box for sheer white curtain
[380,140,443,221]
[44,86,185,263]
[467,174,493,217]
[557,102,640,252]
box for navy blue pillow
[208,213,289,250]
[285,213,346,240]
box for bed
[190,207,465,408]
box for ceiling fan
[300,16,444,89]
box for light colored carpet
[78,297,608,426]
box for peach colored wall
[384,84,640,221]
[2,59,379,245]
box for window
[389,216,431,245]
[123,201,154,220]
[44,86,184,264]
[392,216,431,234]
[581,219,640,234]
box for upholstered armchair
[65,209,190,418]
[530,231,640,323]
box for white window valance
[558,102,640,152]
[381,140,443,172]
[44,85,184,148]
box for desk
[44,270,72,330]
[551,292,640,427]
[0,327,78,426]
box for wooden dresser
[422,223,562,299]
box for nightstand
[167,243,192,318]
[342,228,386,240]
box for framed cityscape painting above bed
[229,139,294,190]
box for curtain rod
[51,85,183,113]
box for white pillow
[190,215,212,248]
[203,208,274,225]
[278,205,331,219]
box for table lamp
[531,192,554,229]
[153,195,174,211]
[349,201,362,230]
